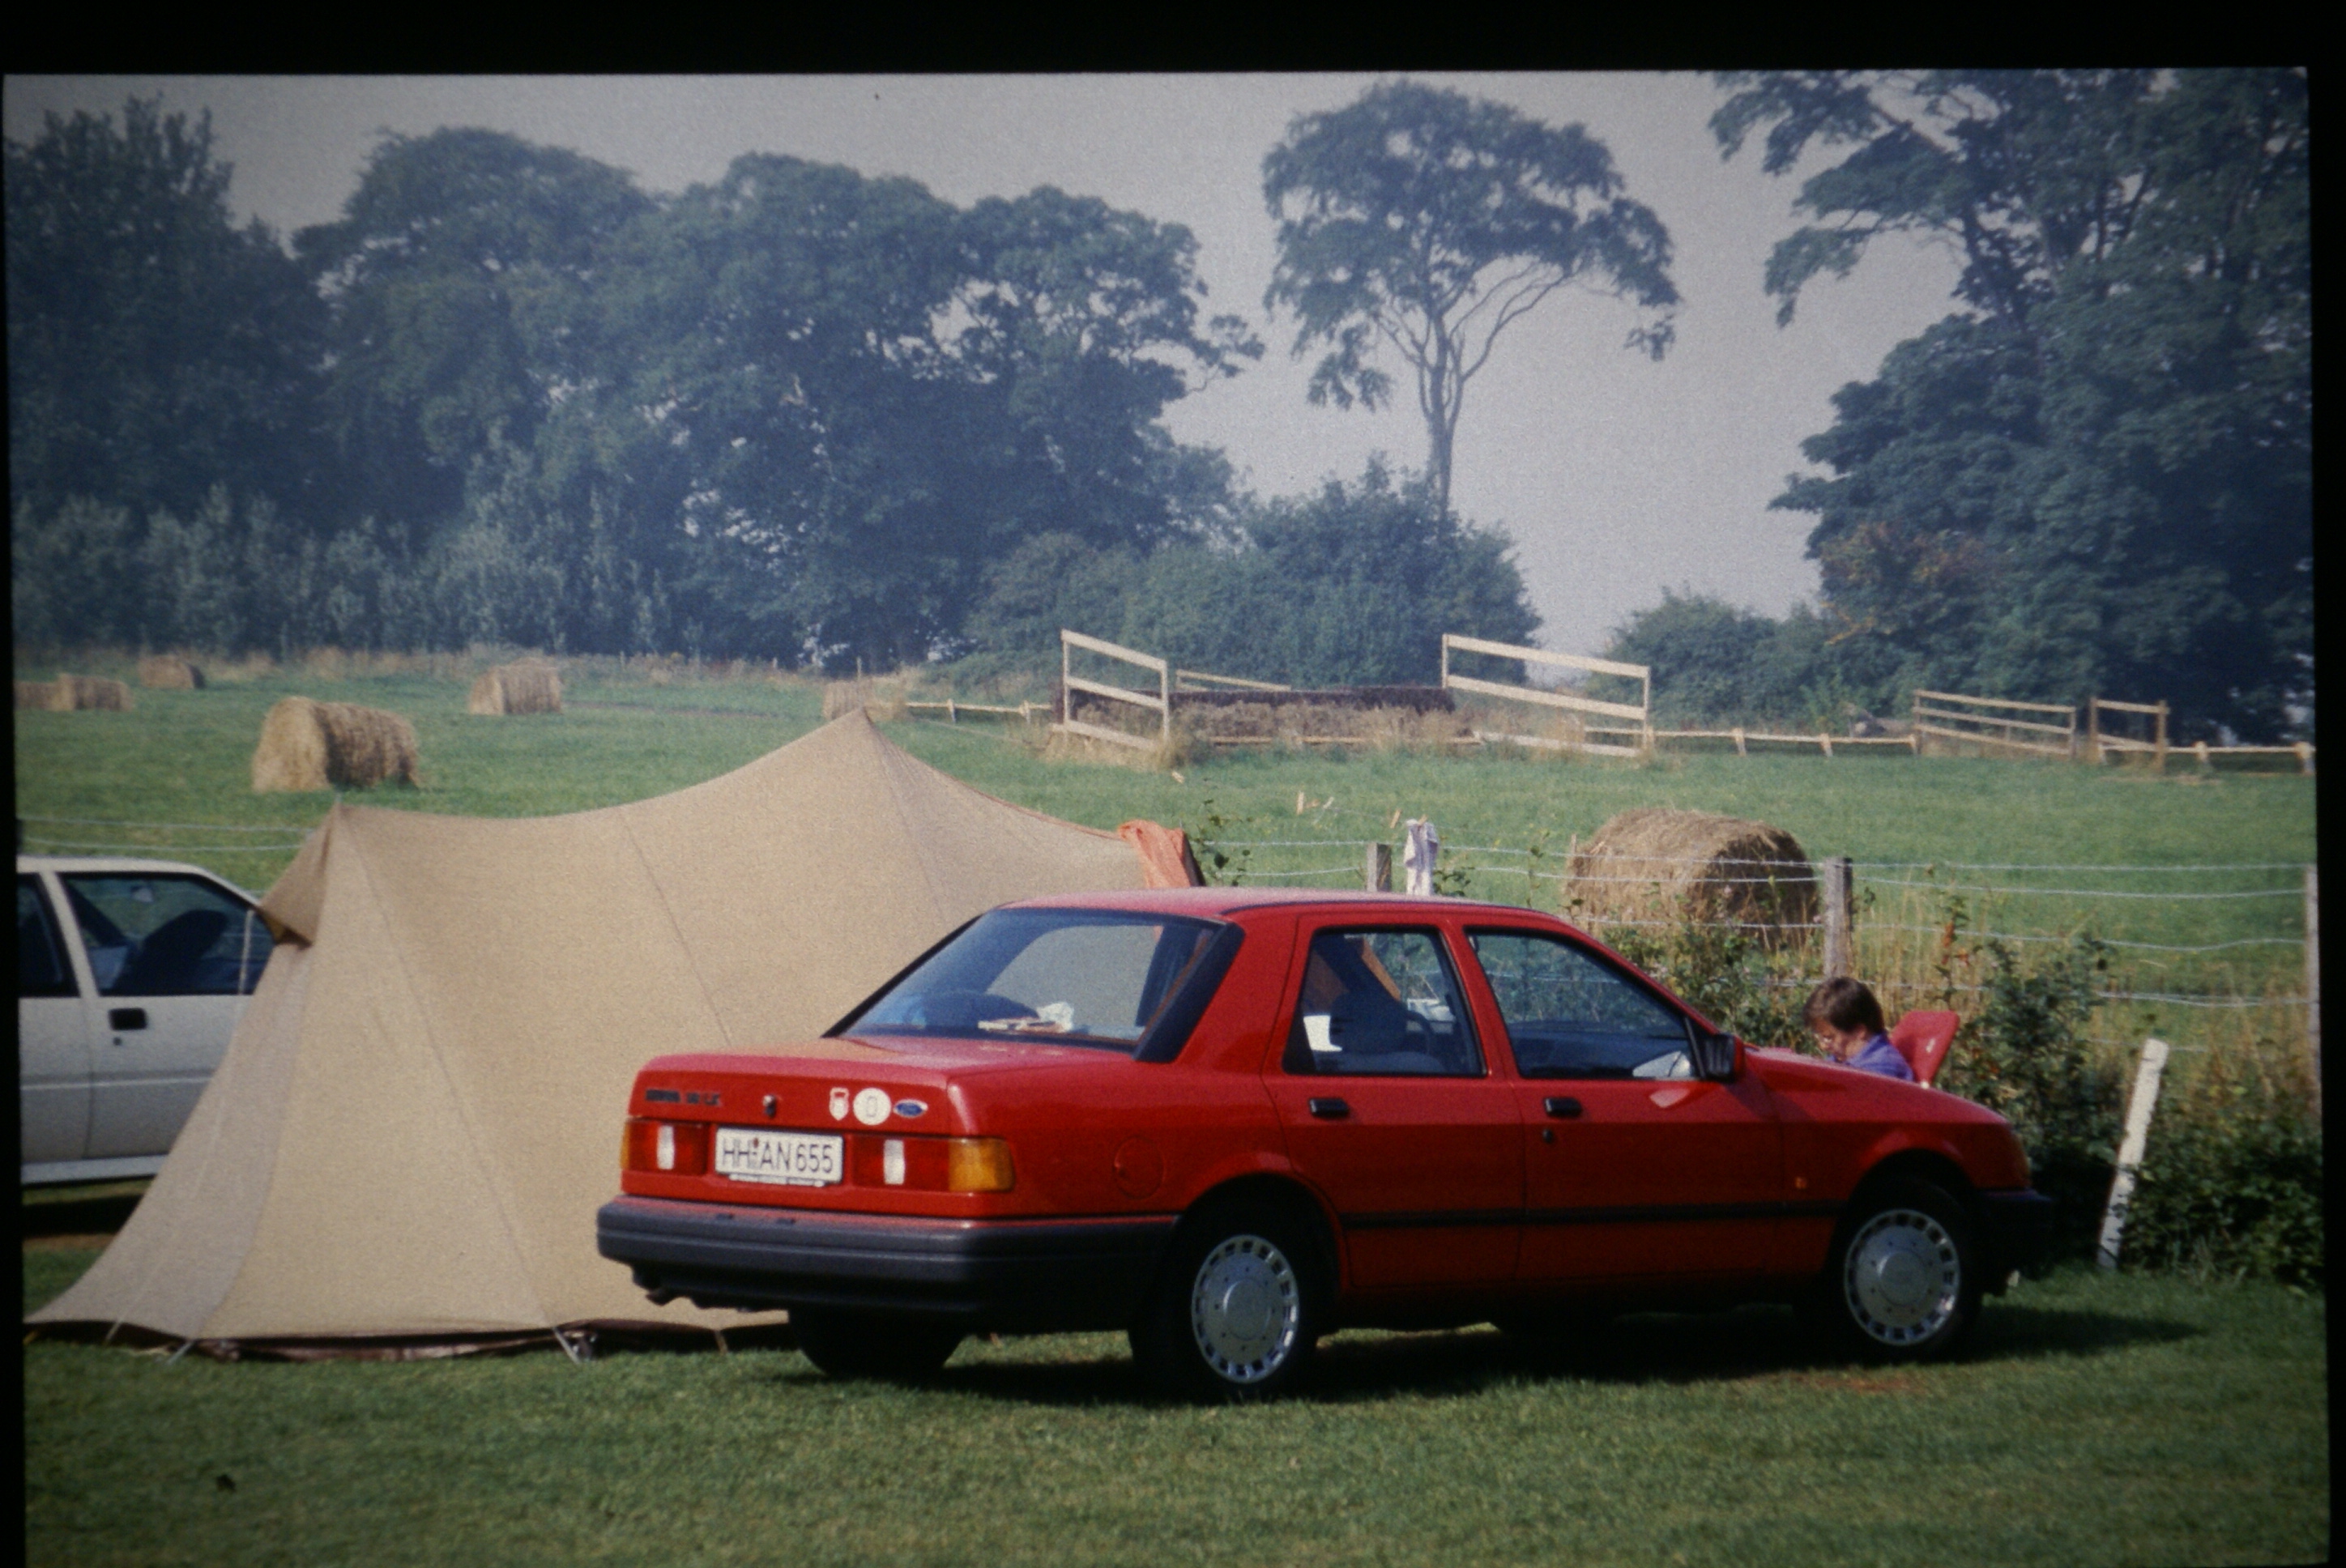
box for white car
[18,855,275,1186]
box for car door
[1262,922,1522,1289]
[58,871,273,1161]
[1465,927,1781,1285]
[19,872,94,1165]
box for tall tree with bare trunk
[1262,80,1678,513]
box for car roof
[17,854,259,897]
[1007,884,1568,922]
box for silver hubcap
[1844,1207,1961,1345]
[1191,1234,1300,1383]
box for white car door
[55,871,272,1161]
[18,872,93,1164]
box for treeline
[6,101,1534,677]
[1630,70,2312,743]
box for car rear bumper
[1977,1187,2055,1287]
[596,1195,1178,1332]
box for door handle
[1542,1096,1582,1118]
[109,1008,148,1031]
[1307,1097,1350,1119]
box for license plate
[712,1128,843,1187]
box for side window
[60,874,273,998]
[1469,930,1692,1080]
[17,876,79,998]
[1284,928,1482,1077]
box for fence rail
[1441,634,1651,757]
[1054,628,1168,751]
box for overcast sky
[4,73,1964,655]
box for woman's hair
[1803,976,1885,1035]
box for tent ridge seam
[615,807,739,1051]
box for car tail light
[946,1137,1015,1192]
[622,1118,709,1175]
[850,1135,1014,1192]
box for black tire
[1811,1177,1981,1361]
[1130,1204,1324,1401]
[790,1309,962,1381]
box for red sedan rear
[597,888,2049,1397]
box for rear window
[835,909,1235,1057]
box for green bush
[1934,936,2122,1263]
[1602,915,1811,1053]
[2122,1050,2324,1287]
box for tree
[6,98,323,522]
[1262,80,1677,512]
[296,128,655,543]
[1717,70,2309,739]
[964,460,1539,688]
[1709,70,2160,331]
[947,186,1260,552]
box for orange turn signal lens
[847,1134,1013,1191]
[945,1137,1015,1193]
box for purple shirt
[1847,1032,1916,1082]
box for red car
[597,888,2050,1398]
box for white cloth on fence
[1403,817,1440,896]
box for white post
[1822,856,1853,978]
[2307,866,2321,1116]
[2096,1038,2172,1270]
[1403,820,1440,896]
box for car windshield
[837,909,1231,1055]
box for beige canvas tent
[32,712,1151,1356]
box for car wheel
[790,1309,963,1381]
[1814,1177,1981,1361]
[1131,1206,1322,1401]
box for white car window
[60,874,271,998]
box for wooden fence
[1053,628,1169,751]
[1913,688,2082,758]
[1175,668,1289,692]
[1440,634,1652,758]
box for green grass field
[15,661,2316,1052]
[21,1245,2329,1568]
[15,663,2327,1564]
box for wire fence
[1190,835,2318,1021]
[20,815,2315,1020]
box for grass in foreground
[23,1249,2327,1568]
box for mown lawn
[15,670,2315,1046]
[23,1246,2328,1567]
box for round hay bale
[137,655,206,689]
[1563,808,1816,941]
[253,697,419,791]
[15,680,58,709]
[49,675,134,711]
[467,661,562,715]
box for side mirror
[1692,1029,1739,1082]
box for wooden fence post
[1365,842,1393,893]
[2155,703,2169,772]
[2097,1038,2172,1270]
[1823,856,1853,978]
[2308,865,2322,1117]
